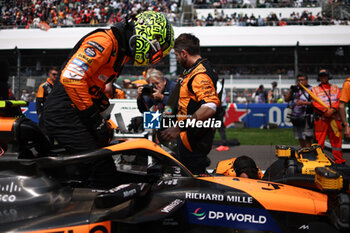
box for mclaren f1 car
[0,100,349,233]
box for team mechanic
[36,66,58,131]
[339,77,350,139]
[161,33,220,175]
[311,69,345,164]
[44,11,174,154]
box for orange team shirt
[114,88,126,99]
[340,78,350,103]
[178,63,220,121]
[36,77,54,98]
[132,79,148,86]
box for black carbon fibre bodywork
[0,144,342,233]
[0,101,346,233]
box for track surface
[208,142,350,170]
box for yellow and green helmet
[130,11,174,66]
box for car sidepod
[177,176,339,233]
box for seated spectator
[0,1,180,28]
[3,1,348,29]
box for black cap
[318,69,329,77]
[317,69,331,81]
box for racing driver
[43,11,174,154]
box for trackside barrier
[22,102,38,123]
[224,103,292,128]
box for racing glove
[79,104,114,147]
[92,92,110,113]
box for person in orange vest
[311,69,345,164]
[36,66,58,129]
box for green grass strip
[215,128,299,145]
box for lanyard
[297,88,309,101]
[181,58,207,78]
[320,84,332,107]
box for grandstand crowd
[193,9,349,26]
[193,0,319,8]
[1,0,349,28]
[0,0,180,28]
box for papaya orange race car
[0,100,349,233]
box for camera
[290,85,299,93]
[141,84,156,96]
